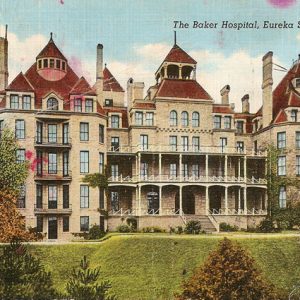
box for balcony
[107,144,266,156]
[34,169,72,181]
[34,203,72,215]
[34,136,72,148]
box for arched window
[170,110,178,126]
[47,98,58,110]
[192,112,200,127]
[181,111,189,127]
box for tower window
[296,78,300,88]
[50,59,54,68]
[43,59,48,68]
[291,110,297,122]
[38,60,42,69]
[170,110,178,126]
[56,59,61,69]
[62,61,66,71]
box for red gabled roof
[164,44,196,64]
[6,72,34,92]
[36,36,67,61]
[274,109,288,124]
[103,67,124,92]
[96,102,105,115]
[70,77,96,95]
[104,107,128,128]
[288,91,300,107]
[156,79,212,100]
[213,105,234,114]
[133,102,156,110]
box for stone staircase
[183,215,218,233]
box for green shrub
[142,226,166,233]
[176,226,184,234]
[257,219,281,233]
[169,226,176,234]
[185,220,201,234]
[116,224,131,233]
[88,224,106,239]
[219,222,239,232]
[126,217,137,232]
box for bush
[219,222,239,232]
[257,219,281,233]
[176,226,184,234]
[185,220,201,234]
[142,226,166,233]
[126,217,137,232]
[116,224,131,233]
[27,226,46,240]
[88,224,106,239]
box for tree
[66,255,116,300]
[0,239,57,300]
[176,238,281,300]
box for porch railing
[208,208,267,215]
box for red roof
[213,105,234,114]
[133,102,156,110]
[104,107,128,128]
[96,102,105,115]
[164,44,196,64]
[36,36,67,61]
[156,79,212,100]
[288,92,300,107]
[103,67,124,92]
[6,72,34,92]
[274,109,287,124]
[70,77,96,95]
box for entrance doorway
[147,191,159,214]
[48,217,58,239]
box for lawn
[26,234,300,300]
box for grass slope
[27,235,300,300]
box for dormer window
[111,115,120,128]
[50,59,54,68]
[135,111,143,125]
[214,116,221,129]
[105,99,113,107]
[236,121,244,134]
[62,61,66,71]
[56,60,61,69]
[47,98,58,110]
[43,59,48,68]
[38,60,42,69]
[224,116,231,129]
[74,99,82,112]
[296,78,300,88]
[291,109,298,122]
[85,99,93,113]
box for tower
[95,44,104,106]
[0,25,8,90]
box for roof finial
[50,32,53,41]
[5,24,7,40]
[105,63,107,68]
[174,31,177,45]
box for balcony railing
[108,144,266,156]
[34,203,72,215]
[208,208,267,215]
[34,136,72,147]
[34,169,72,181]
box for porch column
[179,154,182,181]
[138,185,141,216]
[164,65,168,78]
[238,187,241,212]
[179,66,182,79]
[179,186,183,215]
[244,156,247,183]
[138,153,141,181]
[238,158,241,180]
[224,155,228,181]
[205,186,209,214]
[159,185,162,215]
[205,154,209,181]
[243,187,247,215]
[225,186,228,214]
[135,155,138,180]
[159,153,162,181]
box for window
[192,112,200,127]
[36,216,43,233]
[296,78,300,88]
[220,137,227,152]
[63,216,69,232]
[192,137,200,152]
[36,185,43,209]
[17,185,26,208]
[146,112,154,126]
[224,116,232,129]
[36,122,43,144]
[0,120,3,139]
[80,216,89,231]
[192,164,199,177]
[10,95,19,109]
[62,61,66,71]
[80,122,89,141]
[74,98,82,112]
[181,136,189,152]
[140,134,148,150]
[277,132,286,149]
[16,149,25,163]
[182,163,188,178]
[169,136,177,151]
[80,185,89,208]
[236,141,244,153]
[99,152,104,174]
[48,185,57,209]
[135,112,143,125]
[22,95,31,110]
[50,59,54,68]
[111,192,119,211]
[278,156,286,176]
[36,151,43,176]
[63,185,69,208]
[56,59,61,69]
[38,60,42,69]
[279,186,286,208]
[63,123,69,144]
[169,163,177,177]
[80,151,89,173]
[99,125,104,143]
[43,59,48,68]
[111,164,119,178]
[111,137,120,151]
[105,99,113,106]
[15,120,25,139]
[99,188,105,209]
[63,152,69,176]
[170,110,177,126]
[236,121,244,133]
[214,116,221,129]
[85,99,93,112]
[47,98,58,110]
[291,110,298,122]
[48,153,57,174]
[48,124,57,143]
[140,162,148,179]
[296,132,300,149]
[111,115,120,128]
[181,111,189,127]
[296,156,300,176]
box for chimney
[262,51,273,127]
[95,43,103,106]
[0,25,8,90]
[127,78,145,110]
[241,94,250,113]
[220,85,230,104]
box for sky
[1,0,300,112]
